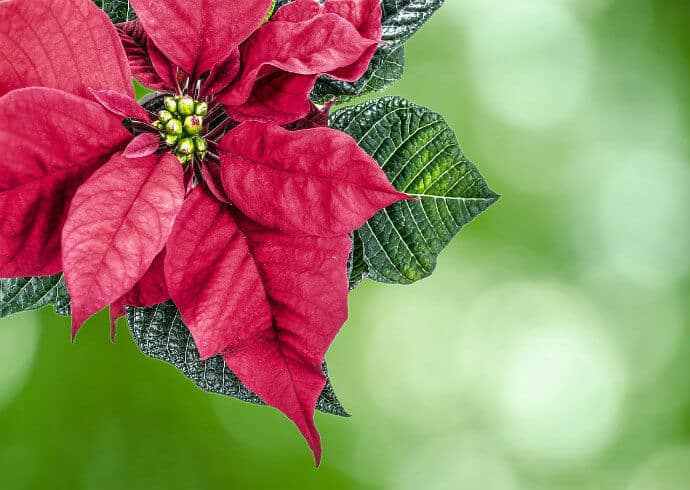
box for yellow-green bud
[175,152,191,164]
[194,102,208,116]
[178,96,195,116]
[164,134,179,146]
[158,110,173,123]
[164,96,178,113]
[152,121,163,130]
[166,119,183,136]
[177,137,194,155]
[183,115,203,135]
[193,137,208,153]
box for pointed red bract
[0,0,133,98]
[199,50,241,97]
[117,21,173,92]
[90,89,152,122]
[123,133,161,158]
[218,14,379,123]
[220,212,352,465]
[219,122,410,236]
[0,88,130,277]
[273,0,382,81]
[110,250,170,334]
[164,188,272,359]
[129,0,272,78]
[62,153,185,336]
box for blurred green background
[2,0,690,488]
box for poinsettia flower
[119,0,382,124]
[0,0,408,463]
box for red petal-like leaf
[0,0,133,98]
[63,153,185,336]
[116,21,173,92]
[200,162,232,204]
[199,50,241,97]
[148,37,182,91]
[90,89,152,122]
[0,88,130,277]
[164,187,351,463]
[219,13,378,122]
[123,133,161,158]
[220,212,351,465]
[129,0,273,78]
[164,188,272,359]
[225,73,318,125]
[110,250,170,337]
[283,101,332,131]
[219,122,410,236]
[273,0,382,81]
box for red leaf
[110,250,170,338]
[116,21,173,92]
[221,212,351,465]
[225,72,318,125]
[164,188,272,359]
[123,133,161,158]
[90,89,152,122]
[219,13,378,123]
[219,122,410,236]
[62,153,185,337]
[273,0,382,81]
[148,37,181,92]
[200,162,232,204]
[199,50,241,97]
[0,87,130,277]
[164,188,351,463]
[0,0,133,98]
[283,101,332,131]
[129,0,273,78]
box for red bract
[122,0,381,124]
[0,0,408,463]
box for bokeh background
[2,0,690,488]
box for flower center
[152,95,209,164]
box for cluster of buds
[152,95,209,163]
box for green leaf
[94,0,136,23]
[381,0,446,44]
[330,96,499,285]
[0,274,71,318]
[127,301,350,417]
[311,43,405,104]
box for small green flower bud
[158,110,173,123]
[166,119,183,136]
[177,137,195,155]
[164,134,179,146]
[193,137,208,153]
[175,152,191,164]
[152,121,163,130]
[183,115,203,135]
[194,102,208,116]
[178,96,196,116]
[164,96,178,113]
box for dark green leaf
[127,301,349,417]
[0,274,70,318]
[311,44,405,103]
[381,0,446,44]
[331,96,499,284]
[94,0,137,23]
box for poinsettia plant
[0,0,498,464]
